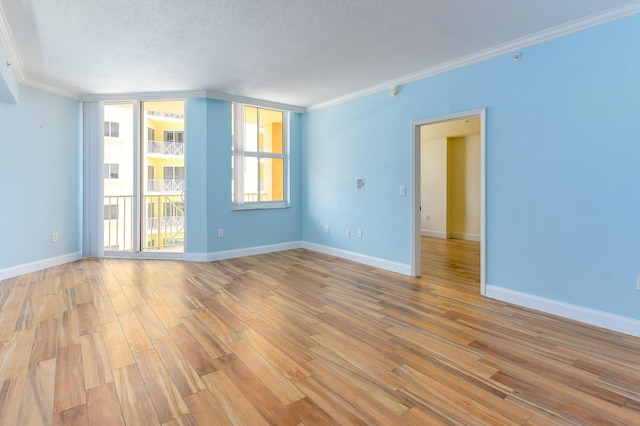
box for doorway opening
[411,109,486,295]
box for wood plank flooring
[1,236,639,425]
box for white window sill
[232,202,289,211]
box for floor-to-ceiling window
[103,100,185,254]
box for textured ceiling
[1,0,639,108]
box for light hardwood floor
[0,237,639,425]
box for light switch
[399,186,406,196]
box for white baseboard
[448,232,481,242]
[184,252,209,262]
[421,230,447,239]
[421,230,480,242]
[0,252,83,281]
[185,241,302,262]
[486,285,640,337]
[301,242,411,276]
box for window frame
[104,121,120,138]
[163,130,184,143]
[162,165,184,180]
[104,204,119,221]
[103,163,119,180]
[232,103,289,210]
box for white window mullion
[233,103,245,206]
[232,103,288,209]
[133,101,142,252]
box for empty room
[1,1,639,424]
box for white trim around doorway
[411,108,486,295]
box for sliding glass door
[103,100,185,254]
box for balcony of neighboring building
[147,178,184,194]
[146,127,184,158]
[147,140,184,157]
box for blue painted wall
[186,98,302,254]
[303,15,640,319]
[0,85,81,268]
[185,98,209,254]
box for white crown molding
[80,89,207,102]
[0,1,24,81]
[78,89,306,112]
[204,90,306,113]
[306,1,640,112]
[22,78,79,100]
[3,1,640,110]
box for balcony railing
[148,140,184,156]
[104,195,185,252]
[148,179,184,193]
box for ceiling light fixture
[390,86,399,97]
[513,53,522,61]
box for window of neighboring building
[104,121,120,138]
[163,166,184,180]
[164,130,184,143]
[148,127,156,142]
[232,104,288,208]
[103,163,119,179]
[104,204,119,220]
[147,202,156,218]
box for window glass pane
[163,201,173,217]
[103,163,109,178]
[244,106,258,152]
[175,166,185,180]
[259,158,284,202]
[243,157,259,202]
[111,122,119,138]
[104,122,109,137]
[111,164,119,179]
[163,166,174,180]
[259,109,283,154]
[104,205,119,220]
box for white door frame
[411,108,486,295]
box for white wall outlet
[399,186,406,196]
[345,228,350,238]
[325,225,330,234]
[52,233,59,242]
[637,276,640,291]
[217,229,224,238]
[426,214,430,221]
[357,229,363,239]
